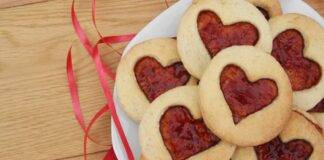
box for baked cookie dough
[193,0,282,20]
[231,109,324,160]
[269,13,324,112]
[246,0,282,20]
[116,38,196,122]
[308,99,324,129]
[178,0,272,78]
[199,46,292,146]
[139,86,236,160]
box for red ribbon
[92,0,124,55]
[104,147,118,160]
[67,48,100,144]
[71,0,119,80]
[67,0,170,160]
[69,1,135,160]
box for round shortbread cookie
[178,0,272,79]
[199,46,292,146]
[116,38,196,122]
[231,109,323,160]
[269,14,324,112]
[139,86,235,160]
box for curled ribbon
[69,0,135,159]
[67,0,170,160]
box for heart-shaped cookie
[135,57,190,102]
[220,65,278,124]
[160,106,219,160]
[116,38,196,122]
[178,0,272,78]
[254,137,313,160]
[200,46,292,146]
[140,86,235,160]
[197,11,258,58]
[272,29,321,91]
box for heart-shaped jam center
[256,7,270,20]
[254,137,313,160]
[134,57,190,102]
[271,29,321,91]
[160,106,219,160]
[308,98,324,113]
[220,65,278,124]
[197,11,259,57]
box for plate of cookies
[112,0,324,159]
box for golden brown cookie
[116,38,196,122]
[139,86,236,160]
[231,109,324,160]
[199,46,292,146]
[269,13,324,113]
[178,0,272,78]
[246,0,282,20]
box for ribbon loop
[68,0,170,160]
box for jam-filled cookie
[116,38,196,122]
[139,86,236,160]
[246,0,282,20]
[231,109,324,160]
[199,46,292,146]
[269,14,324,113]
[177,0,272,78]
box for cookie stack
[115,0,324,159]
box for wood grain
[0,0,322,160]
[305,0,324,16]
[0,0,51,9]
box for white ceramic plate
[112,0,323,159]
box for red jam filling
[271,29,321,91]
[220,65,278,124]
[256,7,270,20]
[197,10,259,57]
[160,106,219,160]
[254,137,313,160]
[134,57,190,102]
[308,98,324,113]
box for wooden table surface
[0,0,322,159]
